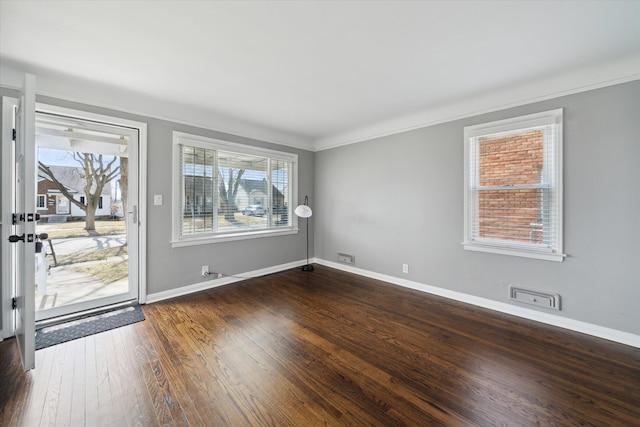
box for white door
[11,74,37,370]
[34,109,141,321]
[55,195,70,215]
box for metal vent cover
[509,286,560,310]
[337,253,355,264]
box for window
[36,194,46,209]
[463,109,564,261]
[80,196,102,209]
[172,132,298,246]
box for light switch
[154,194,163,206]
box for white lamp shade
[294,204,313,218]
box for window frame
[171,132,299,247]
[463,109,565,262]
[36,194,46,209]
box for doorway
[32,107,146,322]
[2,87,147,369]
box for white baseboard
[315,259,640,349]
[145,259,309,304]
[145,257,639,348]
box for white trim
[463,109,564,261]
[174,132,299,163]
[1,96,18,340]
[138,123,148,303]
[315,259,640,349]
[463,243,566,262]
[2,55,637,153]
[145,259,311,304]
[171,228,299,247]
[172,131,299,246]
[464,109,563,138]
[314,56,640,151]
[33,102,149,305]
[0,62,314,152]
[147,256,640,348]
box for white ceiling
[1,1,639,151]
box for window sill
[463,242,566,262]
[172,228,299,247]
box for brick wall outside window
[478,130,544,243]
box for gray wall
[0,89,314,334]
[2,81,638,338]
[144,117,314,293]
[314,80,640,335]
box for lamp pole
[302,213,313,271]
[295,195,314,271]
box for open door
[7,74,37,370]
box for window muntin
[36,194,46,209]
[464,109,564,261]
[173,132,297,245]
[80,195,103,209]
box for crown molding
[3,54,638,154]
[314,53,640,151]
[0,60,315,152]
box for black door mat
[36,305,145,350]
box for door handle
[128,205,138,224]
[8,233,46,244]
[8,234,25,243]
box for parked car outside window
[242,205,266,216]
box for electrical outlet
[402,264,409,274]
[201,265,209,276]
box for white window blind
[172,132,298,246]
[179,144,215,237]
[463,109,564,261]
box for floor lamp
[295,195,314,271]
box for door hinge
[12,213,39,224]
[12,128,16,141]
[12,298,17,310]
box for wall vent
[337,253,355,264]
[509,286,560,311]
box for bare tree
[39,153,120,231]
[118,157,128,220]
[219,167,244,221]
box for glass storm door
[34,109,139,321]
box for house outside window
[463,109,564,261]
[172,132,298,246]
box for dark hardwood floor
[1,265,639,426]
